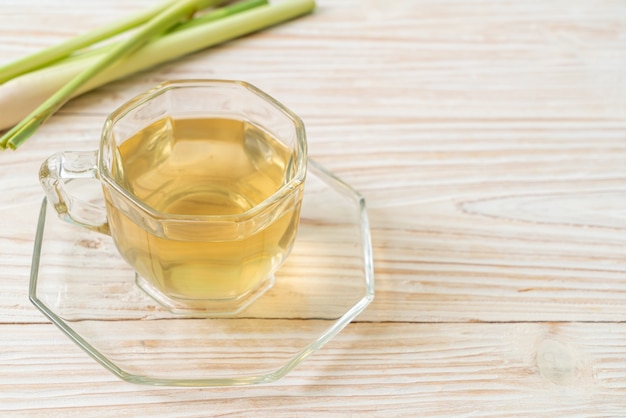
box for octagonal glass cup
[39,79,307,314]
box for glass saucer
[29,159,374,387]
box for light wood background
[2,0,626,415]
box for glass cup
[39,79,307,314]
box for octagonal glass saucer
[29,159,374,387]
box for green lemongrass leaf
[1,0,226,150]
[51,0,269,68]
[0,0,223,84]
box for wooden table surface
[2,0,626,415]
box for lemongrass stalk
[52,0,268,68]
[0,0,268,135]
[0,0,222,84]
[1,0,226,150]
[0,0,315,137]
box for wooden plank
[1,322,626,416]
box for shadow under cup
[44,80,308,315]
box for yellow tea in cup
[107,116,301,301]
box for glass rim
[98,79,308,223]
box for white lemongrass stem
[0,0,315,133]
[2,0,226,149]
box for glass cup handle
[39,150,110,234]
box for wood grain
[2,323,626,416]
[1,0,626,415]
